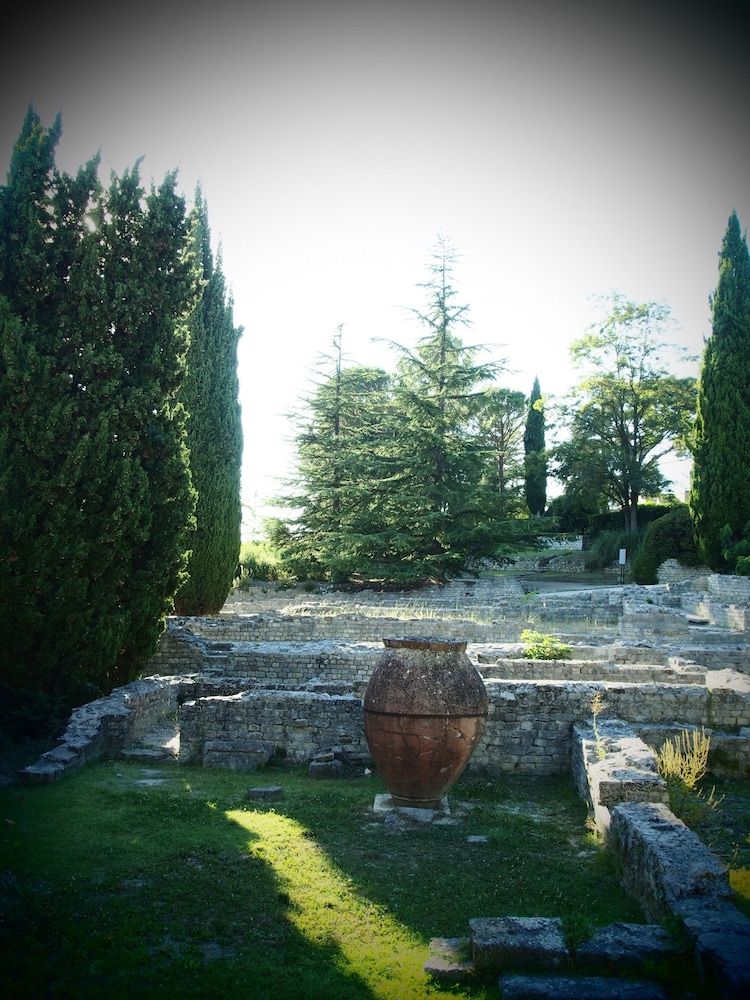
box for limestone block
[609,802,730,922]
[498,974,668,999]
[576,922,682,974]
[469,916,569,972]
[423,936,475,983]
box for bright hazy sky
[2,1,748,532]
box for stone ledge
[498,973,668,999]
[469,916,569,972]
[609,802,750,999]
[572,721,668,836]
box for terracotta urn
[363,636,488,808]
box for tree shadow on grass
[0,766,383,1000]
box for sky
[1,0,748,534]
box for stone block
[202,748,271,771]
[498,973,668,999]
[609,802,731,921]
[576,922,682,974]
[469,916,569,972]
[423,936,475,983]
[246,785,284,801]
[308,759,343,778]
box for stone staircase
[424,917,678,998]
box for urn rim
[382,636,468,652]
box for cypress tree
[524,376,547,516]
[174,188,243,614]
[690,212,750,569]
[0,109,197,724]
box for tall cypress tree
[174,188,243,614]
[524,376,547,516]
[690,211,750,569]
[0,109,197,723]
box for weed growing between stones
[655,728,724,824]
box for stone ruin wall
[173,672,750,777]
[22,571,750,783]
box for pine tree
[388,236,502,579]
[174,188,243,614]
[284,326,396,582]
[477,387,527,519]
[690,212,750,569]
[524,376,547,516]
[0,109,197,724]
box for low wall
[20,676,182,783]
[480,657,707,685]
[175,674,750,777]
[179,689,366,766]
[609,802,750,998]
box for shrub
[520,630,571,660]
[736,556,750,577]
[631,505,701,584]
[587,504,675,537]
[235,540,288,585]
[584,530,642,571]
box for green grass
[0,762,645,999]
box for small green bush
[632,506,701,584]
[520,630,571,660]
[736,556,750,577]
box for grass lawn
[0,762,648,999]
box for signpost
[618,548,627,585]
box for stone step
[498,973,668,999]
[119,746,174,762]
[423,936,475,984]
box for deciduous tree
[555,294,695,534]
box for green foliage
[547,491,604,533]
[523,376,547,516]
[556,295,695,533]
[690,212,750,570]
[174,189,242,615]
[587,504,677,538]
[719,521,750,573]
[584,530,641,571]
[235,540,288,585]
[281,239,506,584]
[736,556,750,577]
[0,109,197,721]
[476,386,527,518]
[632,505,701,584]
[520,629,571,660]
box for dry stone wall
[178,689,365,766]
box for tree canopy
[0,109,198,725]
[524,376,547,516]
[555,295,695,533]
